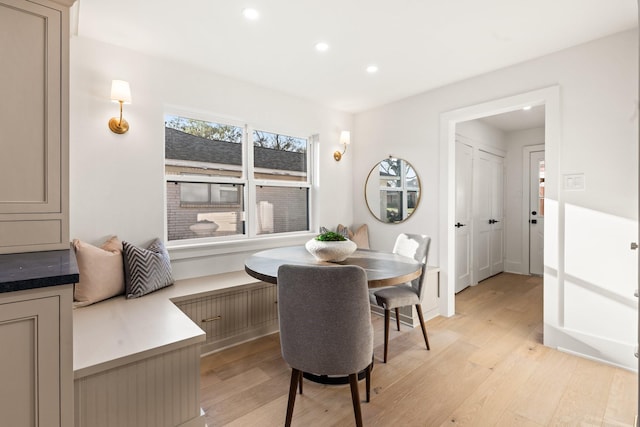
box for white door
[490,155,504,276]
[475,150,504,282]
[529,151,545,275]
[455,141,473,293]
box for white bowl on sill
[189,221,219,236]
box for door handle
[488,219,501,224]
[530,219,537,224]
[455,222,466,228]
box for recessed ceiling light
[366,65,378,74]
[315,42,329,52]
[242,8,259,20]
[522,105,532,111]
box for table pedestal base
[302,358,374,385]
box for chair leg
[348,373,363,427]
[395,307,401,331]
[285,369,301,427]
[365,362,371,403]
[298,372,303,394]
[383,309,390,363]
[415,304,430,350]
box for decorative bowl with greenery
[314,231,347,242]
[306,231,356,262]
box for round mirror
[365,158,421,223]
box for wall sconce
[334,130,350,161]
[108,80,131,134]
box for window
[164,115,312,243]
[537,159,545,216]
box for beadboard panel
[249,284,278,326]
[175,281,279,354]
[74,343,204,427]
[175,291,249,342]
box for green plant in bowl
[315,231,347,242]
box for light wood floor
[199,273,638,426]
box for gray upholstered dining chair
[277,264,374,427]
[370,233,431,363]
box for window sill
[167,232,316,261]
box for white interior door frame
[522,144,545,276]
[439,86,561,317]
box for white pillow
[338,224,370,249]
[72,236,125,307]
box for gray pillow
[123,238,174,298]
[319,226,349,239]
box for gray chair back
[277,264,373,376]
[392,233,431,300]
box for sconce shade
[109,80,131,134]
[334,130,351,161]
[110,80,131,104]
[339,130,351,145]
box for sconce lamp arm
[333,143,348,161]
[108,100,130,134]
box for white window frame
[378,158,420,222]
[163,112,315,247]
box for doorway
[438,86,560,320]
[454,108,544,294]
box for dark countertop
[0,248,79,293]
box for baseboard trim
[177,409,206,427]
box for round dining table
[244,244,422,385]
[244,245,422,288]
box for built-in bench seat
[72,266,439,427]
[73,270,267,427]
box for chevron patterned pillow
[123,238,174,298]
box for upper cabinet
[0,0,72,254]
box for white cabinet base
[74,343,204,427]
[0,285,73,427]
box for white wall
[353,30,638,370]
[69,36,354,279]
[456,119,506,152]
[504,127,545,274]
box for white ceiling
[75,0,637,113]
[479,105,546,132]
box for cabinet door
[176,291,249,344]
[0,296,60,427]
[0,0,69,252]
